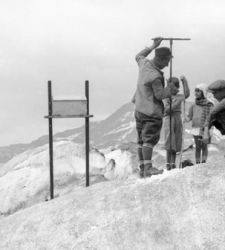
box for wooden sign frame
[44,80,93,199]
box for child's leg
[194,136,202,164]
[166,150,176,169]
[171,151,177,168]
[201,142,208,163]
[165,116,177,170]
[166,150,172,170]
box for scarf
[195,98,213,136]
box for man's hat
[155,47,172,59]
[208,80,225,92]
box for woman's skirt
[164,112,183,152]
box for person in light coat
[186,84,214,164]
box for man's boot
[144,164,163,177]
[171,163,176,169]
[139,164,144,178]
[138,146,144,178]
[166,163,171,171]
[142,146,163,177]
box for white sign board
[52,98,87,116]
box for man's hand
[152,37,163,49]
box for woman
[164,76,190,170]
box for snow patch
[119,111,134,122]
[104,149,133,180]
[104,121,135,136]
[0,141,135,215]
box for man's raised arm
[135,37,163,63]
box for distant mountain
[0,103,136,163]
[0,102,224,216]
[0,101,224,163]
[0,136,49,163]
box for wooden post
[48,81,54,199]
[85,80,90,187]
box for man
[133,37,175,178]
[203,80,225,141]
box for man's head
[154,47,172,69]
[208,80,225,101]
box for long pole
[169,40,173,165]
[48,81,54,199]
[85,80,90,187]
[179,99,186,168]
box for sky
[1,0,225,146]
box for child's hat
[195,83,207,98]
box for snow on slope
[0,141,135,216]
[0,101,224,218]
[104,149,133,180]
[0,158,225,250]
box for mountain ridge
[0,103,135,163]
[1,100,224,163]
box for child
[186,84,214,164]
[164,76,190,170]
